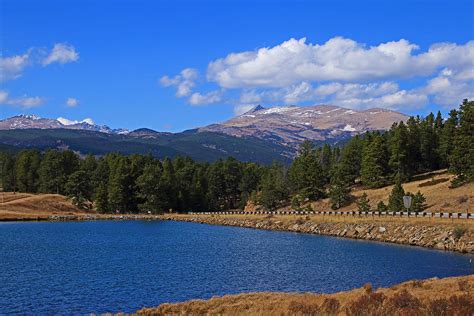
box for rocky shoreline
[162,215,474,254]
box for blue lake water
[0,220,473,314]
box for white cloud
[0,90,45,108]
[42,43,79,66]
[160,68,198,97]
[423,68,474,107]
[189,90,223,105]
[0,53,30,82]
[207,37,474,88]
[65,97,79,107]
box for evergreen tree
[289,140,325,200]
[361,134,388,188]
[95,183,109,213]
[259,162,289,211]
[376,201,388,213]
[65,170,92,209]
[107,156,132,212]
[450,99,474,182]
[15,150,40,192]
[337,136,363,184]
[136,162,163,213]
[357,193,371,212]
[438,109,457,167]
[389,122,411,181]
[411,191,427,213]
[0,152,15,192]
[328,168,351,210]
[388,177,405,212]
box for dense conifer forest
[0,100,472,213]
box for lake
[0,220,473,314]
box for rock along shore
[162,215,474,254]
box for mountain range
[0,105,408,164]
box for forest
[0,99,472,214]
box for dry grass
[0,192,87,220]
[135,275,474,315]
[306,170,474,213]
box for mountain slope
[200,104,408,148]
[0,128,292,164]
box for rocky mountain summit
[0,115,129,134]
[200,105,408,148]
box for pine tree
[259,162,289,211]
[289,141,325,200]
[388,177,405,212]
[439,109,457,168]
[411,191,427,213]
[361,134,388,188]
[15,150,40,192]
[450,99,474,183]
[357,193,371,212]
[328,168,351,210]
[337,136,363,185]
[376,201,388,213]
[65,170,92,209]
[136,162,163,213]
[389,122,411,181]
[95,183,109,213]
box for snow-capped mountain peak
[57,117,95,126]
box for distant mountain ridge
[200,104,408,148]
[0,104,408,163]
[0,115,129,135]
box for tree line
[0,99,472,213]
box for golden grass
[308,170,474,213]
[135,275,474,315]
[0,192,86,220]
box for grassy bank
[135,275,474,315]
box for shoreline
[161,214,474,254]
[2,212,473,254]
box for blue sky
[1,0,473,132]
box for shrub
[447,294,474,315]
[386,289,423,314]
[287,300,320,315]
[428,298,449,316]
[321,298,340,315]
[453,226,467,240]
[346,293,386,316]
[295,217,305,225]
[363,283,373,294]
[457,195,469,204]
[411,280,424,288]
[457,280,470,292]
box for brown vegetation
[0,192,87,221]
[305,171,474,213]
[135,275,474,315]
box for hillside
[0,192,86,221]
[302,170,474,213]
[136,275,474,315]
[0,129,292,164]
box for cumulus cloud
[1,43,79,82]
[42,43,79,66]
[164,37,473,112]
[0,53,30,82]
[160,68,198,97]
[65,97,79,107]
[0,90,45,108]
[189,90,223,105]
[207,37,474,88]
